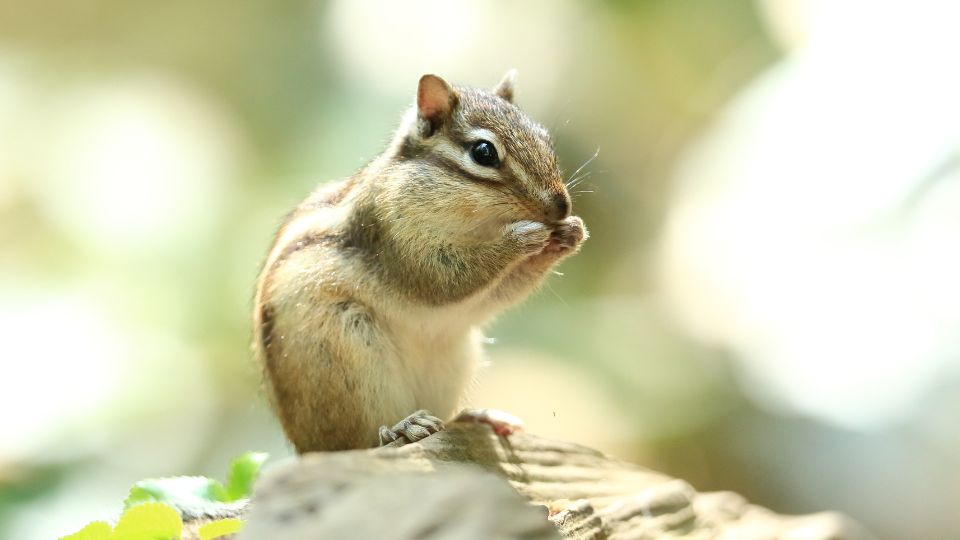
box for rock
[232,423,875,540]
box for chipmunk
[253,71,587,453]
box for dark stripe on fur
[270,232,340,273]
[259,302,282,387]
[260,302,277,355]
[423,154,503,186]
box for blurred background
[1,0,958,538]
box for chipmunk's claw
[379,409,444,446]
[543,216,586,254]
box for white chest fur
[382,301,486,420]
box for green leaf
[223,452,268,501]
[125,476,227,509]
[198,518,244,540]
[59,521,113,540]
[113,502,182,539]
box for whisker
[543,281,568,308]
[566,171,594,190]
[566,147,600,187]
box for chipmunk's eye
[470,140,499,167]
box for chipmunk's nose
[548,192,571,222]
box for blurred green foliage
[61,452,264,539]
[0,1,785,537]
[125,452,267,510]
[2,1,958,539]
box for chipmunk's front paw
[505,220,552,253]
[378,409,444,447]
[543,215,587,254]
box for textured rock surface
[235,423,875,540]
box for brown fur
[253,73,587,453]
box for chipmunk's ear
[492,69,517,103]
[417,74,457,136]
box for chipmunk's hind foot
[378,409,444,447]
[454,408,525,437]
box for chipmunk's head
[384,71,570,239]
